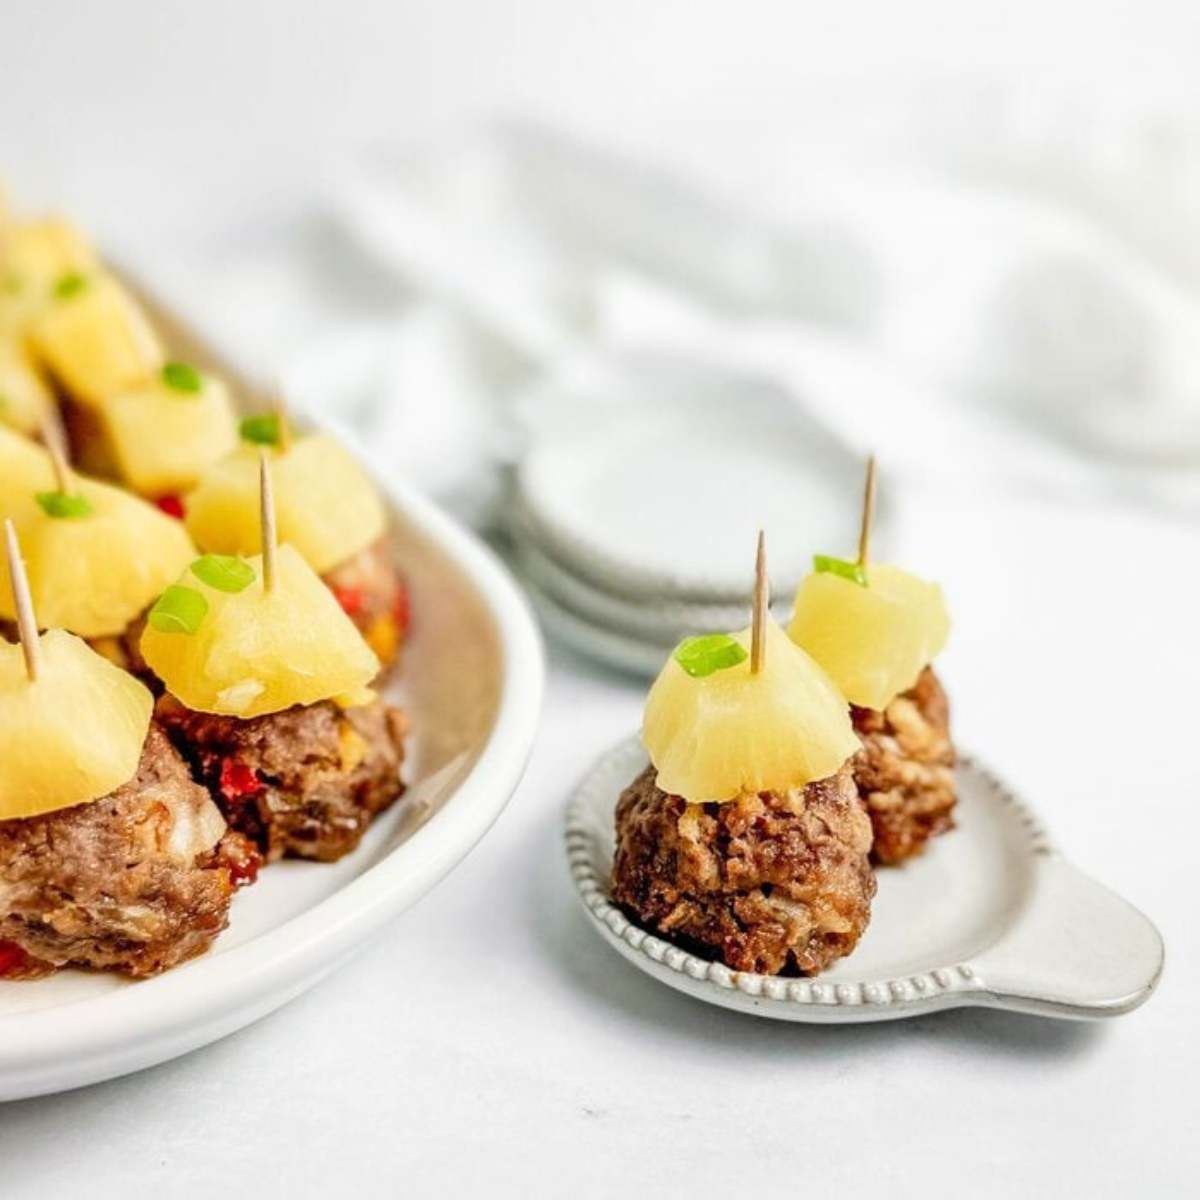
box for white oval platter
[0,293,544,1100]
[566,736,1164,1023]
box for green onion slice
[190,553,256,593]
[239,413,281,446]
[52,272,88,300]
[673,633,748,678]
[813,554,868,587]
[162,361,203,394]
[147,585,209,634]
[35,490,93,519]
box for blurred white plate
[0,292,545,1100]
[512,524,791,643]
[567,736,1164,1022]
[515,363,871,603]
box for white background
[2,3,1198,1197]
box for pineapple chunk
[0,217,97,337]
[103,367,238,496]
[643,620,860,803]
[0,477,196,637]
[0,217,96,290]
[0,628,152,819]
[788,563,950,711]
[0,425,54,526]
[185,434,386,573]
[30,272,163,407]
[140,543,380,717]
[0,336,54,435]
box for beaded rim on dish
[565,735,1056,1012]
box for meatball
[0,723,258,980]
[611,763,875,976]
[851,666,956,865]
[156,693,407,864]
[323,537,409,672]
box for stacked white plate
[506,356,880,675]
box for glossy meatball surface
[852,667,955,865]
[0,723,253,979]
[612,763,875,976]
[156,693,406,864]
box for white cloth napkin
[326,117,1200,518]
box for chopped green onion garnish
[813,554,868,587]
[239,413,281,446]
[35,490,93,519]
[147,585,209,634]
[674,633,748,678]
[190,553,256,593]
[162,361,203,394]
[53,272,88,300]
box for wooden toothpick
[39,413,76,496]
[259,450,277,592]
[4,518,40,681]
[750,529,769,675]
[856,455,877,568]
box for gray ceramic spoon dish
[566,736,1164,1023]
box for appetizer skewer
[2,200,238,492]
[0,425,195,671]
[611,534,875,976]
[100,360,239,502]
[0,214,97,343]
[0,519,257,980]
[788,458,955,864]
[143,454,407,863]
[183,407,409,669]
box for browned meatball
[851,666,956,865]
[156,693,407,864]
[323,538,409,672]
[611,763,875,976]
[0,723,257,980]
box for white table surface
[2,3,1198,1192]
[1,483,1194,1198]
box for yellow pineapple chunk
[0,217,96,290]
[184,434,385,573]
[0,628,152,819]
[643,620,859,803]
[0,426,54,526]
[788,563,950,711]
[0,336,54,435]
[140,543,379,717]
[0,217,97,337]
[29,272,163,407]
[0,478,196,637]
[103,366,238,495]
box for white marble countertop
[1,482,1194,1198]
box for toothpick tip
[857,455,877,568]
[750,529,769,675]
[4,518,40,681]
[258,450,278,592]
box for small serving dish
[567,736,1163,1023]
[0,279,544,1100]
